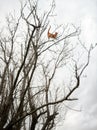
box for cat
[48,26,58,39]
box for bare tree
[0,0,96,130]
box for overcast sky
[0,0,97,130]
[55,1,97,130]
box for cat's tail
[48,26,51,33]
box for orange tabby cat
[48,26,58,39]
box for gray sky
[55,0,97,130]
[0,0,97,130]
